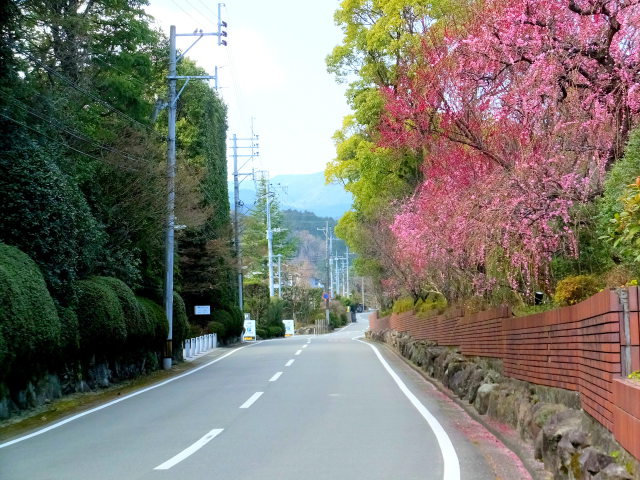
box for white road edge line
[240,392,263,409]
[154,428,223,470]
[0,343,262,449]
[285,359,294,367]
[295,349,302,356]
[354,337,460,480]
[269,372,283,382]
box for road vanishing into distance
[0,314,531,480]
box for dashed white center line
[240,392,263,409]
[295,349,302,356]
[269,372,283,382]
[154,428,223,470]
[285,359,294,367]
[302,344,308,349]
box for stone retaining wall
[369,288,640,461]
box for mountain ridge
[229,171,352,219]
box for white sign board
[243,319,256,341]
[195,305,211,315]
[283,319,294,337]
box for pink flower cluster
[381,0,640,296]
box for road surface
[0,313,531,479]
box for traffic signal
[218,20,227,46]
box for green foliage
[94,277,148,342]
[0,140,104,302]
[392,296,415,314]
[553,275,601,306]
[243,281,270,324]
[268,325,284,338]
[415,292,448,315]
[0,243,62,381]
[75,279,127,355]
[241,177,298,281]
[256,327,268,339]
[136,297,169,350]
[207,321,226,338]
[628,371,640,381]
[211,309,242,341]
[172,292,190,354]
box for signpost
[243,318,256,342]
[282,319,294,337]
[195,305,211,315]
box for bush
[553,275,601,306]
[56,304,79,352]
[416,292,448,315]
[0,143,104,302]
[76,279,127,356]
[256,327,268,339]
[0,243,61,380]
[94,277,149,343]
[207,321,226,338]
[392,296,415,314]
[136,297,168,351]
[268,325,284,338]
[211,309,241,342]
[173,293,190,354]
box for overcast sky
[146,0,351,178]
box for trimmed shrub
[136,297,168,351]
[56,305,79,352]
[392,296,415,314]
[416,292,448,315]
[0,243,61,379]
[0,143,104,302]
[210,309,240,342]
[207,321,226,338]
[553,275,601,306]
[76,279,127,356]
[94,277,149,344]
[172,293,189,355]
[256,327,268,339]
[268,325,284,338]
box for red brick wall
[370,288,640,459]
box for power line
[19,47,164,141]
[0,111,102,162]
[7,97,149,167]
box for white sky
[145,0,351,178]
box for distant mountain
[229,172,352,219]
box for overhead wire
[7,97,149,168]
[18,47,165,141]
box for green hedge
[136,297,169,351]
[94,277,150,344]
[76,279,127,356]
[0,243,61,379]
[172,293,189,355]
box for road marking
[355,338,460,480]
[0,343,261,449]
[154,428,223,470]
[302,344,308,349]
[285,359,294,367]
[306,339,311,343]
[240,392,263,409]
[269,372,283,382]
[295,349,302,355]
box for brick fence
[369,287,640,460]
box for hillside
[230,172,352,220]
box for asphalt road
[0,314,531,480]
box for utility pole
[163,11,227,370]
[231,131,258,311]
[345,246,350,297]
[329,229,334,297]
[276,253,282,298]
[266,178,275,297]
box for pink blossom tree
[381,0,640,299]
